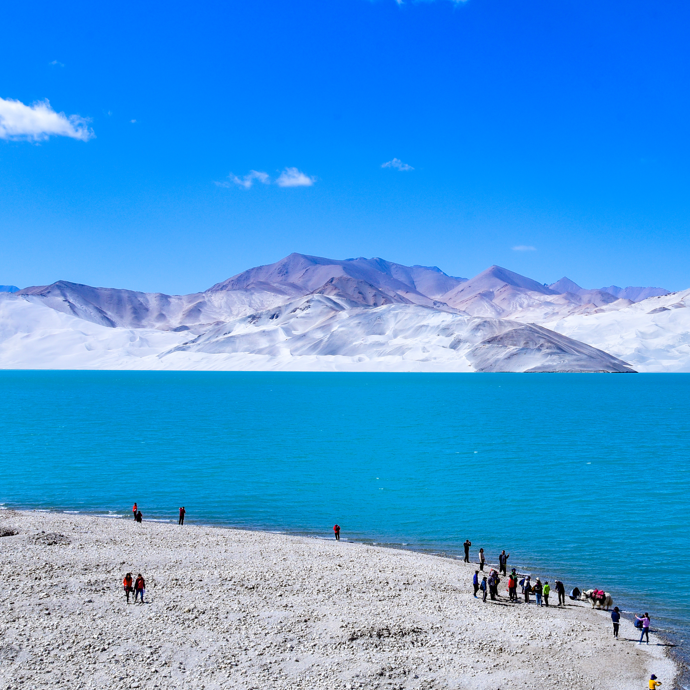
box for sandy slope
[0,511,676,690]
[547,289,690,372]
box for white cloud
[216,170,271,189]
[49,60,64,67]
[276,167,315,187]
[382,157,414,171]
[512,245,537,252]
[0,97,94,142]
[130,119,137,123]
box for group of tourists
[122,573,146,604]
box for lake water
[1,371,688,666]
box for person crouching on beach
[123,573,133,604]
[136,510,142,523]
[333,524,340,541]
[134,574,145,603]
[649,674,662,689]
[611,607,621,638]
[480,576,488,602]
[473,571,479,597]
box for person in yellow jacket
[542,581,551,607]
[649,673,662,689]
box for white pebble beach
[0,510,678,690]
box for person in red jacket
[333,524,340,541]
[178,507,186,525]
[134,574,146,604]
[123,573,133,603]
[132,503,138,520]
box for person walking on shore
[649,674,662,689]
[463,540,471,563]
[178,507,186,525]
[542,581,550,607]
[611,607,621,638]
[132,503,137,521]
[636,613,651,644]
[473,571,479,597]
[498,550,509,575]
[333,524,340,541]
[134,574,146,603]
[123,573,133,604]
[480,576,488,602]
[555,580,566,606]
[478,548,485,571]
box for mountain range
[0,253,685,372]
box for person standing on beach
[473,571,479,597]
[524,576,532,603]
[134,574,145,603]
[132,503,137,520]
[480,576,488,602]
[135,510,142,523]
[333,524,340,541]
[636,613,651,644]
[123,573,133,603]
[611,607,621,638]
[478,548,485,571]
[534,578,543,606]
[555,580,566,606]
[498,550,509,575]
[463,540,471,563]
[179,507,186,525]
[542,581,550,607]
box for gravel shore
[0,510,677,690]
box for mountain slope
[546,289,690,372]
[164,295,635,373]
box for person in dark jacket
[611,607,621,638]
[463,540,472,563]
[480,576,488,602]
[498,550,510,575]
[555,580,566,606]
[178,507,186,525]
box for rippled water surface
[1,371,688,653]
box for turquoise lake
[1,371,688,656]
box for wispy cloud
[381,157,414,171]
[216,167,315,189]
[0,97,94,142]
[216,170,271,189]
[49,60,65,67]
[276,167,315,187]
[512,245,537,252]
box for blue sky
[1,0,689,294]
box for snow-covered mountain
[0,252,681,372]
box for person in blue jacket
[611,607,621,638]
